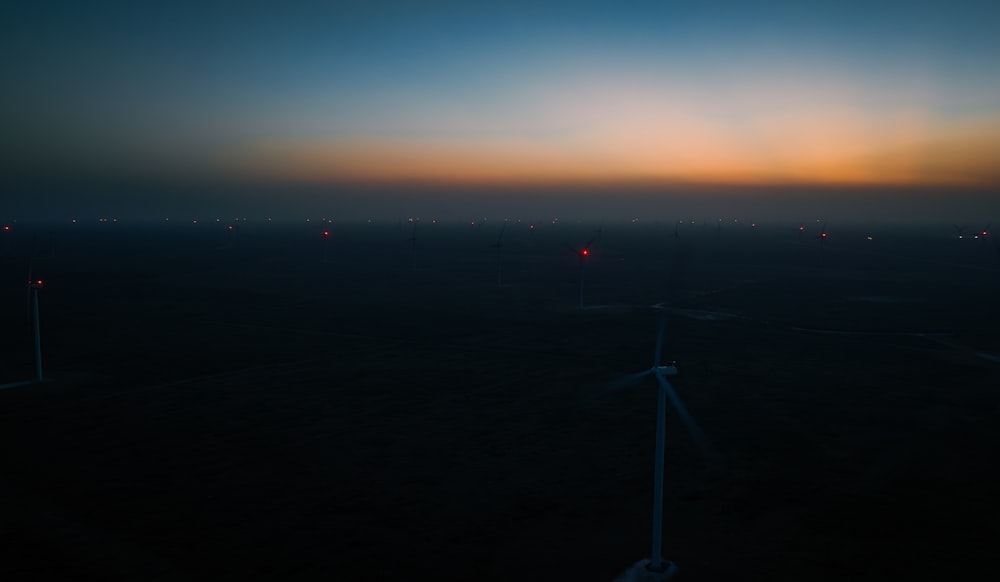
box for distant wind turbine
[816,221,829,249]
[26,263,44,382]
[567,224,602,309]
[494,221,507,288]
[408,220,418,271]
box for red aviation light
[2,225,10,231]
[582,248,589,256]
[322,230,330,237]
[821,232,828,238]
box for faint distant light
[867,235,873,241]
[799,225,805,232]
[227,225,234,231]
[164,217,170,222]
[112,217,118,223]
[267,217,273,222]
[242,217,247,222]
[306,218,311,222]
[322,230,330,237]
[751,222,757,228]
[216,218,221,222]
[71,218,77,223]
[821,232,828,238]
[193,219,198,224]
[431,219,437,224]
[529,224,535,230]
[2,225,10,231]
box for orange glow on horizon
[217,101,1000,189]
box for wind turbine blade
[586,223,603,247]
[607,370,651,391]
[496,221,507,245]
[655,372,711,456]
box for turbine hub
[655,362,678,377]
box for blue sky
[3,1,999,218]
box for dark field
[2,219,999,581]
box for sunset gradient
[3,0,999,216]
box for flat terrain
[2,220,999,581]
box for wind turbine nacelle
[655,362,678,377]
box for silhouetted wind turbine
[816,221,829,248]
[408,220,418,271]
[610,313,710,581]
[953,224,967,239]
[568,224,602,309]
[321,228,331,263]
[493,221,507,287]
[26,264,44,382]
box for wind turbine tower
[27,275,44,382]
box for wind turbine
[610,313,710,581]
[816,221,829,249]
[407,220,418,271]
[26,264,44,383]
[321,228,331,263]
[493,221,507,288]
[953,224,967,240]
[568,224,602,309]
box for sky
[2,0,999,221]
